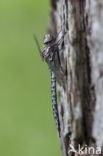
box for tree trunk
[49,0,103,155]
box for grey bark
[49,0,103,156]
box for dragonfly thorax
[42,46,54,62]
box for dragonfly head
[43,34,54,44]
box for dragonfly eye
[44,34,54,44]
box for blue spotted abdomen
[51,71,61,136]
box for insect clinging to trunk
[34,32,63,137]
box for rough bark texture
[49,0,103,156]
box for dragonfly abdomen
[51,71,61,137]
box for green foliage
[0,0,61,155]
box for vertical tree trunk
[49,0,103,155]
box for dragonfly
[34,32,63,137]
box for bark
[49,0,103,156]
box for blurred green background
[0,0,61,156]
